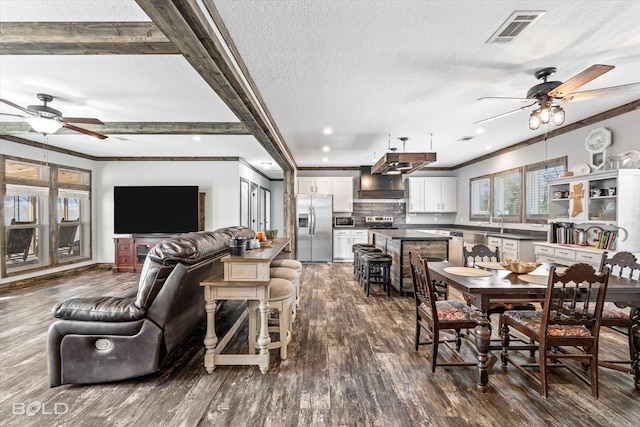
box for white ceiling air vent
[487,11,546,44]
[457,136,475,142]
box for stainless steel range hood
[358,166,405,199]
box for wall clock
[585,127,611,169]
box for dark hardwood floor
[0,263,638,426]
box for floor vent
[487,10,546,44]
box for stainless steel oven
[334,216,355,227]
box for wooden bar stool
[270,259,302,308]
[360,252,392,297]
[352,243,376,274]
[271,259,302,273]
[270,266,300,316]
[354,246,381,283]
[248,278,295,360]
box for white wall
[96,160,243,263]
[454,109,640,232]
[270,180,285,235]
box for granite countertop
[369,229,451,241]
[484,232,546,240]
[404,226,546,241]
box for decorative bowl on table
[260,240,272,248]
[500,259,540,274]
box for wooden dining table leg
[632,322,640,391]
[474,311,493,392]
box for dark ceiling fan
[475,64,640,129]
[0,93,108,139]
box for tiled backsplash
[352,201,406,227]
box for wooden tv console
[112,236,168,273]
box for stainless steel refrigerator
[296,194,333,262]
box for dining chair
[463,244,500,267]
[409,251,480,372]
[590,251,639,373]
[463,244,535,317]
[500,263,610,398]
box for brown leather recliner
[47,226,254,387]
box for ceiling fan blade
[562,82,640,103]
[548,64,614,98]
[0,112,27,118]
[61,117,105,125]
[0,98,36,116]
[478,96,532,103]
[474,103,536,125]
[63,123,108,140]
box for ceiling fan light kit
[528,99,565,130]
[25,116,63,134]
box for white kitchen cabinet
[297,177,354,212]
[534,242,604,269]
[407,177,425,212]
[332,177,354,212]
[297,177,332,194]
[486,235,539,262]
[408,177,457,213]
[333,229,368,262]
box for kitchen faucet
[490,209,504,234]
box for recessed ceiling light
[485,145,492,150]
[322,146,330,152]
[322,157,328,162]
[323,128,332,135]
[476,128,485,135]
[192,136,201,141]
[260,161,272,168]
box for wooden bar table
[200,238,292,374]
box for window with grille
[493,168,522,222]
[470,175,491,221]
[524,156,567,223]
[2,156,91,276]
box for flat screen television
[114,186,199,235]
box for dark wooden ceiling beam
[0,121,250,135]
[0,22,178,55]
[135,0,295,171]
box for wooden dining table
[427,261,640,392]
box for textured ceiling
[1,0,639,178]
[214,0,640,168]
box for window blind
[525,158,566,222]
[470,176,490,218]
[493,170,521,218]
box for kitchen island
[369,229,450,295]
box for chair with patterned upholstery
[500,263,610,398]
[409,251,480,372]
[583,251,638,374]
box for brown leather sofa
[47,226,254,387]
